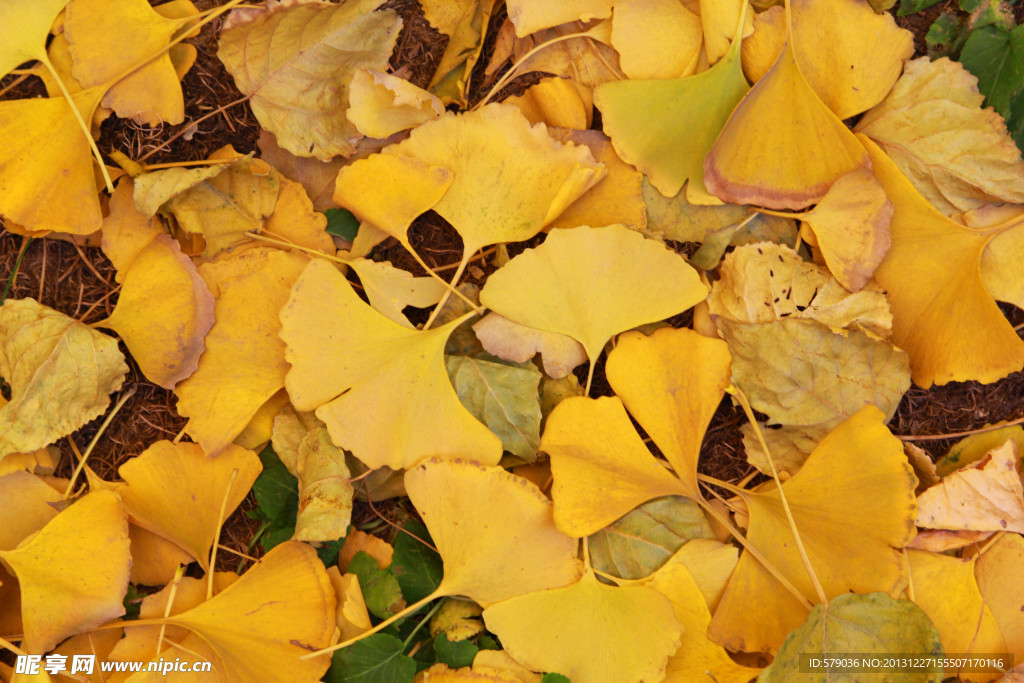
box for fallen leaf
[292,427,354,542]
[0,490,130,653]
[100,178,166,282]
[405,459,582,606]
[971,532,1024,665]
[0,299,127,459]
[217,0,401,159]
[128,524,194,586]
[280,258,503,470]
[0,471,61,551]
[0,0,69,79]
[175,248,308,455]
[431,599,485,642]
[480,225,707,390]
[857,57,1024,214]
[346,258,447,328]
[505,0,613,36]
[709,407,917,654]
[699,0,754,64]
[664,538,740,613]
[610,0,702,80]
[257,130,344,212]
[115,440,262,570]
[348,68,444,139]
[937,424,1024,476]
[482,570,682,683]
[327,567,373,641]
[741,422,830,477]
[472,313,586,379]
[503,77,591,130]
[423,0,497,105]
[508,20,621,96]
[262,176,335,255]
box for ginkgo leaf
[381,104,604,268]
[482,570,682,683]
[281,259,503,470]
[707,243,893,338]
[262,176,335,255]
[704,41,870,209]
[937,424,1024,477]
[741,422,830,477]
[588,496,716,581]
[906,549,1006,656]
[761,593,942,681]
[795,169,893,293]
[405,459,582,606]
[98,235,214,389]
[128,524,194,586]
[0,299,127,459]
[963,204,1024,311]
[0,490,130,653]
[544,128,646,231]
[257,130,343,212]
[65,0,199,125]
[218,0,401,159]
[166,542,337,682]
[648,562,762,683]
[472,650,543,682]
[709,406,917,654]
[480,225,707,391]
[133,160,230,218]
[347,68,444,139]
[115,440,261,570]
[916,439,1024,533]
[446,355,542,461]
[787,0,914,119]
[665,538,739,613]
[175,248,308,455]
[0,0,69,78]
[699,0,754,65]
[100,179,166,282]
[292,427,354,542]
[421,0,497,105]
[504,77,591,130]
[347,258,447,328]
[740,5,784,84]
[605,327,732,497]
[856,57,1024,215]
[338,529,394,572]
[542,396,691,537]
[506,21,621,95]
[972,532,1024,663]
[595,3,749,202]
[472,313,586,379]
[505,0,613,36]
[860,134,1024,387]
[327,567,373,641]
[716,318,911,428]
[0,471,61,551]
[610,0,702,80]
[333,154,453,247]
[0,88,106,234]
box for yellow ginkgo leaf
[704,41,870,209]
[100,179,166,282]
[0,490,130,653]
[132,161,229,218]
[472,313,587,379]
[700,0,754,65]
[861,134,1024,387]
[479,225,706,391]
[414,663,524,682]
[128,524,193,586]
[333,154,453,247]
[292,427,354,542]
[542,396,691,537]
[794,168,893,292]
[0,0,69,78]
[506,21,621,96]
[666,538,739,613]
[906,549,1006,656]
[338,530,394,571]
[648,562,762,682]
[166,542,337,682]
[472,650,542,682]
[65,0,199,125]
[326,567,372,641]
[740,5,784,84]
[381,103,604,269]
[348,68,444,139]
[504,77,591,131]
[605,327,731,498]
[115,440,262,570]
[346,258,447,328]
[972,532,1024,663]
[0,89,106,234]
[544,128,646,231]
[262,176,335,255]
[610,0,702,80]
[482,570,682,683]
[0,299,127,459]
[709,406,917,654]
[175,248,308,455]
[258,129,344,212]
[424,0,497,105]
[280,259,502,470]
[98,235,214,389]
[405,459,582,606]
[505,0,613,36]
[595,0,748,202]
[217,0,400,159]
[0,471,61,551]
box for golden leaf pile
[2,0,1024,681]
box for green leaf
[960,23,1024,119]
[589,496,715,580]
[1008,93,1024,151]
[477,635,500,651]
[324,208,360,241]
[541,674,572,683]
[925,12,967,58]
[327,634,417,683]
[433,633,479,669]
[123,584,143,621]
[246,445,298,552]
[349,551,406,619]
[445,355,542,461]
[761,592,943,682]
[391,520,444,604]
[317,534,349,567]
[897,0,943,16]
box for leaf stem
[63,386,137,499]
[1,236,33,305]
[208,468,240,599]
[696,472,747,495]
[403,245,486,316]
[402,598,445,650]
[423,254,473,330]
[897,415,1024,441]
[0,636,26,656]
[474,32,594,109]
